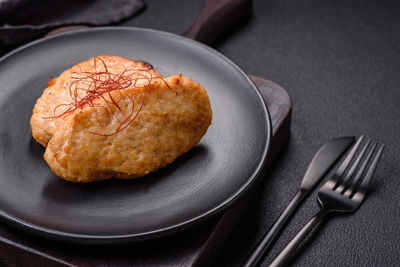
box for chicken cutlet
[44,75,212,182]
[31,55,162,147]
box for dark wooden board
[0,0,292,265]
[0,75,291,267]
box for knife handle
[243,190,307,267]
[269,210,329,267]
[184,0,252,45]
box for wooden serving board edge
[192,75,292,266]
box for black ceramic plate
[0,27,271,244]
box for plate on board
[0,27,271,243]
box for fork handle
[243,190,307,267]
[269,209,329,267]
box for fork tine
[332,135,364,188]
[357,144,385,192]
[338,138,371,193]
[343,142,377,197]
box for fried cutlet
[44,75,212,182]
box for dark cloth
[0,0,144,45]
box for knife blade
[243,136,355,267]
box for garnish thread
[44,57,173,136]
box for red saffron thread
[43,57,174,136]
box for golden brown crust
[44,75,212,182]
[30,55,162,147]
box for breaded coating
[44,75,212,182]
[31,55,162,146]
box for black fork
[269,136,385,267]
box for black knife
[243,136,355,267]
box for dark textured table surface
[2,0,400,266]
[123,0,400,266]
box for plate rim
[0,26,272,243]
